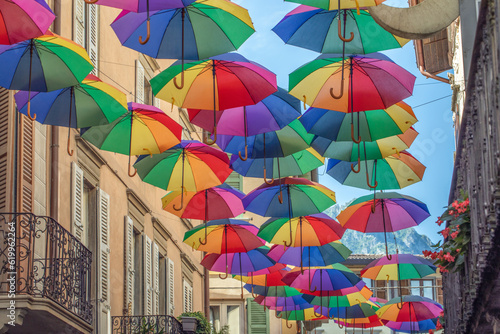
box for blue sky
[233,0,455,243]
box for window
[73,0,98,74]
[136,59,161,107]
[183,279,193,313]
[226,305,241,334]
[388,280,400,300]
[211,301,246,334]
[410,279,435,299]
[210,306,221,331]
[225,171,243,191]
[133,230,143,315]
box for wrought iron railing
[112,315,184,334]
[0,212,93,324]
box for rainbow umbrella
[183,219,264,254]
[254,294,310,312]
[245,284,303,299]
[273,6,408,55]
[216,120,315,173]
[384,317,438,333]
[133,140,232,204]
[235,267,290,301]
[189,87,301,160]
[299,102,417,142]
[312,127,418,161]
[326,151,426,190]
[258,213,345,247]
[15,74,128,156]
[376,296,443,322]
[230,148,325,180]
[85,0,195,12]
[314,300,379,319]
[151,53,277,143]
[0,33,94,120]
[0,0,55,45]
[289,53,415,113]
[284,0,384,11]
[361,254,436,281]
[268,241,352,269]
[111,0,253,59]
[302,288,374,308]
[162,183,244,220]
[335,317,385,329]
[81,102,182,176]
[276,307,327,329]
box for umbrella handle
[84,0,99,3]
[396,297,403,310]
[330,79,344,99]
[143,147,153,158]
[392,147,401,157]
[286,319,293,329]
[219,272,228,280]
[67,130,74,156]
[263,168,274,185]
[26,100,36,121]
[350,157,361,174]
[198,237,207,245]
[173,71,185,90]
[338,20,354,42]
[275,312,283,319]
[296,321,301,334]
[238,145,248,161]
[338,321,344,329]
[385,246,393,261]
[371,201,376,213]
[313,310,322,318]
[128,159,137,177]
[308,281,317,293]
[203,126,217,145]
[139,18,151,45]
[173,186,186,211]
[278,189,283,204]
[302,95,307,109]
[355,0,361,15]
[351,123,361,143]
[366,171,378,189]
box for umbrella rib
[189,7,240,50]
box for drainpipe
[50,0,61,221]
[203,252,210,320]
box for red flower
[429,330,434,334]
[451,230,459,239]
[440,227,450,239]
[443,252,455,262]
[436,319,443,330]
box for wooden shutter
[152,242,160,314]
[143,235,153,315]
[0,88,10,211]
[124,216,135,314]
[167,258,175,315]
[400,279,410,296]
[247,299,269,334]
[18,114,34,213]
[183,279,193,313]
[87,3,99,75]
[136,60,145,104]
[71,162,84,241]
[375,280,387,300]
[97,189,111,330]
[153,96,161,109]
[225,171,242,191]
[73,0,85,47]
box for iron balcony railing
[0,212,93,324]
[112,315,184,334]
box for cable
[412,94,453,109]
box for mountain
[324,204,434,255]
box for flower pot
[180,316,198,333]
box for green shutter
[225,171,242,191]
[247,298,269,334]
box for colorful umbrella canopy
[236,268,290,288]
[335,318,385,329]
[151,53,277,142]
[302,288,373,308]
[201,246,275,277]
[82,102,182,175]
[88,0,196,12]
[258,213,345,247]
[338,192,431,233]
[243,178,336,218]
[0,33,94,120]
[15,74,127,127]
[111,0,254,59]
[314,301,379,319]
[299,102,417,142]
[376,296,443,322]
[361,254,437,281]
[273,6,408,55]
[162,183,244,219]
[268,241,351,267]
[230,148,325,180]
[284,0,384,10]
[299,278,369,298]
[288,53,416,112]
[133,140,232,195]
[245,285,303,298]
[384,317,438,333]
[312,127,418,161]
[246,263,288,276]
[0,0,55,45]
[282,264,362,293]
[188,87,301,136]
[254,294,310,310]
[183,219,264,254]
[216,119,315,163]
[276,308,327,321]
[326,151,426,190]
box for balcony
[111,315,184,334]
[0,212,93,333]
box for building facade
[0,1,207,333]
